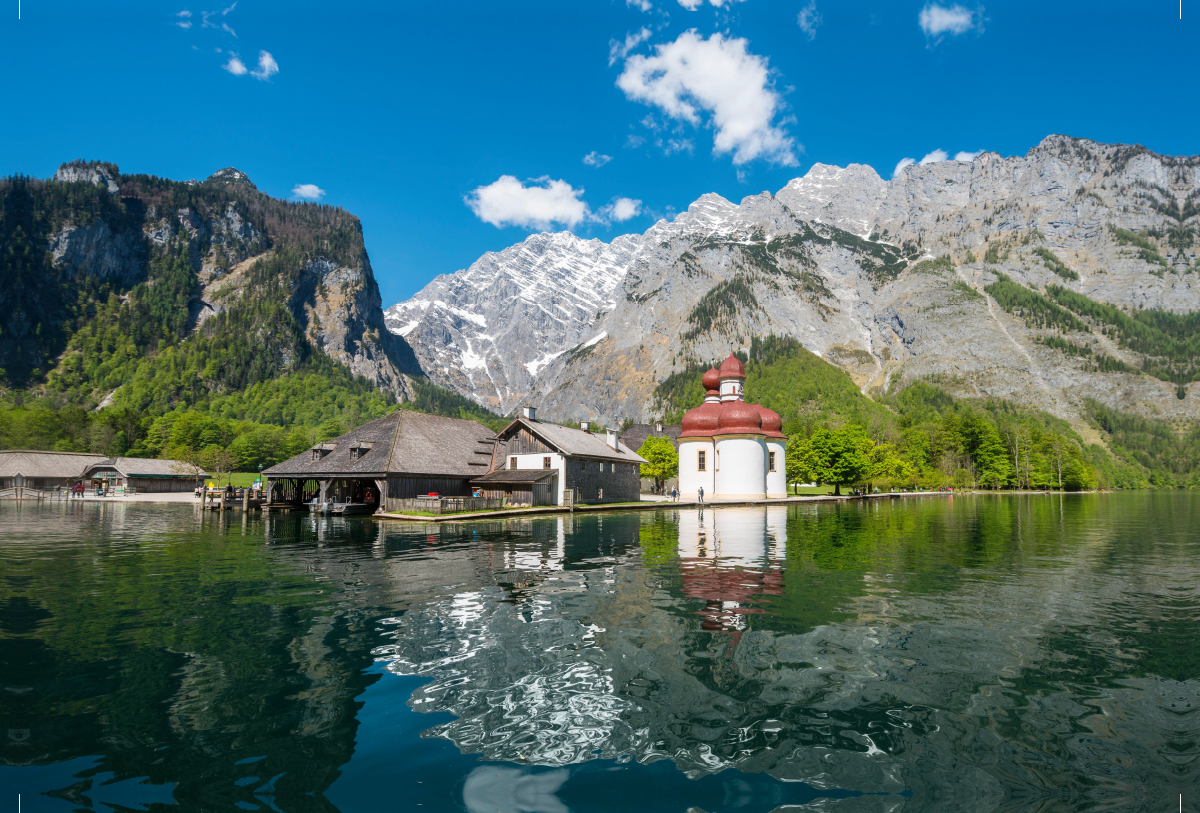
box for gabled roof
[472,469,558,484]
[83,457,207,478]
[0,450,106,478]
[263,410,496,478]
[497,418,647,465]
[620,423,682,453]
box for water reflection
[2,494,1200,812]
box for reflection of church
[677,354,788,500]
[676,506,789,632]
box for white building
[677,354,788,501]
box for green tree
[790,425,873,496]
[637,435,679,492]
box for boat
[331,502,373,516]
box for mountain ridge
[388,134,1200,431]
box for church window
[769,451,777,472]
[697,450,706,471]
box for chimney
[522,406,537,421]
[606,428,618,450]
[655,420,662,433]
[580,421,590,432]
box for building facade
[263,410,497,511]
[677,354,788,500]
[81,457,209,493]
[485,408,647,505]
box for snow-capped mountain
[384,231,641,413]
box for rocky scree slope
[0,160,422,408]
[390,136,1200,429]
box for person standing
[698,486,704,504]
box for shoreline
[374,489,960,523]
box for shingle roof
[500,419,648,464]
[263,410,496,478]
[471,469,558,484]
[620,423,682,453]
[84,457,208,478]
[0,450,105,478]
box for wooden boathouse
[262,410,496,512]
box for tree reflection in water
[3,494,1200,813]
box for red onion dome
[680,401,722,437]
[717,353,746,380]
[754,404,786,438]
[716,400,763,434]
[701,367,720,391]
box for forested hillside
[654,336,1195,489]
[0,161,501,468]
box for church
[677,354,788,500]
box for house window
[510,456,518,469]
[350,448,362,461]
[697,450,706,471]
[769,451,777,472]
[598,488,603,499]
[543,456,551,469]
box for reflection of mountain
[376,496,1200,812]
[7,495,1200,813]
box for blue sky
[2,1,1196,304]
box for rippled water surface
[2,493,1198,812]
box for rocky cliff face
[2,161,420,399]
[390,135,1200,428]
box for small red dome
[680,401,722,437]
[717,353,746,380]
[701,367,720,391]
[717,400,762,434]
[754,404,786,438]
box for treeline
[657,335,1193,490]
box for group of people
[62,482,97,498]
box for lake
[1,493,1197,812]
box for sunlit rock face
[389,136,1200,428]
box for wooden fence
[386,496,508,515]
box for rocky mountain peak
[205,168,257,189]
[54,160,120,194]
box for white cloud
[250,50,278,80]
[583,151,612,168]
[616,31,796,166]
[600,197,643,222]
[465,176,590,230]
[625,134,646,148]
[223,50,278,80]
[664,138,694,155]
[222,54,248,75]
[609,27,652,66]
[627,0,652,10]
[918,3,981,40]
[202,2,238,36]
[291,184,325,201]
[797,1,822,40]
[678,0,746,8]
[894,148,978,177]
[177,9,192,16]
[176,20,192,28]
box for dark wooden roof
[471,469,557,484]
[263,410,495,478]
[620,423,682,452]
[494,418,647,464]
[84,457,207,478]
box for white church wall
[678,439,715,499]
[713,435,766,500]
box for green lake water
[1,493,1198,812]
